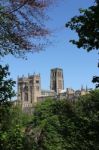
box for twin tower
[18,68,64,109]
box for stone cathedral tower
[17,74,41,110]
[50,68,64,94]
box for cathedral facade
[17,68,90,111]
[17,74,41,110]
[17,68,64,110]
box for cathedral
[17,68,89,111]
[17,68,64,110]
[17,74,41,110]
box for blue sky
[1,0,98,91]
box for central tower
[50,68,64,94]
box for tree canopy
[66,0,99,87]
[66,0,99,51]
[0,65,15,105]
[0,0,54,58]
[24,90,99,150]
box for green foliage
[0,125,24,150]
[0,104,33,150]
[1,90,99,150]
[66,0,99,87]
[24,99,77,150]
[74,90,99,150]
[66,1,99,51]
[0,64,16,132]
[0,65,15,105]
[24,91,99,150]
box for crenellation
[17,68,91,112]
[18,74,41,111]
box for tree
[0,65,15,131]
[24,90,99,150]
[0,125,24,150]
[0,65,15,105]
[75,90,99,150]
[66,0,99,87]
[0,0,54,58]
[0,65,23,150]
[24,99,78,150]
